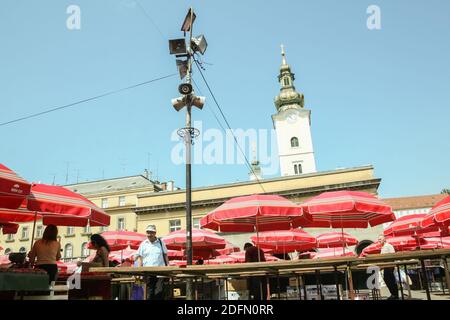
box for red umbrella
[302,191,395,228]
[200,194,311,233]
[311,248,356,259]
[0,207,41,223]
[228,251,280,263]
[384,214,438,237]
[0,222,19,235]
[0,255,10,265]
[250,228,317,253]
[27,183,110,227]
[317,231,358,248]
[0,163,32,210]
[214,241,240,256]
[162,228,226,251]
[420,196,450,230]
[204,255,237,265]
[360,236,428,256]
[87,231,146,251]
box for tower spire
[274,45,304,112]
[281,44,287,65]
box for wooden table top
[90,248,450,279]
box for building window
[101,226,108,232]
[193,218,201,229]
[117,217,125,231]
[284,78,290,86]
[169,219,182,232]
[81,242,89,257]
[290,137,299,148]
[294,163,303,175]
[19,247,26,253]
[65,244,73,258]
[4,248,11,255]
[36,225,43,238]
[101,198,108,209]
[21,227,29,240]
[119,196,126,207]
[6,234,14,241]
[67,226,74,236]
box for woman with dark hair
[28,224,61,284]
[83,234,110,271]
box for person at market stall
[28,224,61,285]
[378,235,399,300]
[82,234,111,271]
[244,242,267,300]
[135,225,169,300]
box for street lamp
[168,7,207,301]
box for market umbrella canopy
[27,183,110,227]
[311,248,356,259]
[0,222,19,235]
[360,236,428,256]
[200,194,311,232]
[384,214,438,237]
[0,207,40,223]
[420,196,450,230]
[250,228,317,253]
[162,228,226,250]
[214,240,240,256]
[302,190,395,228]
[317,231,359,248]
[228,251,280,263]
[88,231,146,251]
[204,255,237,265]
[0,163,32,210]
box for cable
[0,73,177,127]
[193,59,267,194]
[135,0,166,40]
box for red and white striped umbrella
[27,183,110,227]
[250,229,317,253]
[302,191,395,228]
[421,196,450,230]
[203,255,237,265]
[214,241,240,256]
[360,236,427,256]
[0,207,41,224]
[200,194,311,232]
[311,248,356,259]
[384,214,438,237]
[317,231,358,248]
[162,228,226,251]
[169,260,187,267]
[0,163,32,210]
[88,231,146,251]
[228,251,280,263]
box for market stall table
[0,269,49,299]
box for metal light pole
[169,7,206,300]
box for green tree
[441,189,450,195]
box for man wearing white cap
[135,225,168,299]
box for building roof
[382,194,447,211]
[65,175,159,196]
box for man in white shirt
[135,225,168,300]
[378,235,399,299]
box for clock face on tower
[286,110,298,124]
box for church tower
[272,45,317,176]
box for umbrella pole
[341,227,345,255]
[29,211,38,254]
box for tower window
[294,163,303,175]
[291,137,299,148]
[284,78,290,86]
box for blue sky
[0,0,449,198]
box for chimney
[167,181,174,191]
[161,182,167,191]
